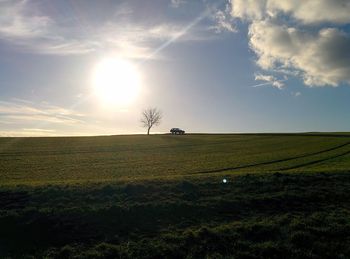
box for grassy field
[1,134,350,258]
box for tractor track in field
[279,149,350,170]
[193,141,350,174]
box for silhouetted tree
[141,107,162,135]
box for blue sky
[1,0,350,136]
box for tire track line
[193,142,350,174]
[279,150,350,170]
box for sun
[92,57,141,106]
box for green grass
[1,133,350,258]
[1,133,350,185]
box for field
[1,134,350,258]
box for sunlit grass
[1,134,350,186]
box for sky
[1,0,350,136]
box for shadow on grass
[1,172,350,258]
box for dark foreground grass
[1,171,350,258]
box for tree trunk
[147,127,151,135]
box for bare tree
[141,107,162,135]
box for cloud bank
[230,0,350,87]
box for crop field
[1,134,350,258]
[2,133,350,185]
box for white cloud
[249,21,350,86]
[253,73,285,89]
[230,0,350,87]
[231,0,350,24]
[266,0,350,24]
[231,0,267,21]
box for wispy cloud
[23,128,56,132]
[0,0,95,55]
[0,0,52,39]
[209,7,237,33]
[292,91,301,97]
[170,0,186,9]
[0,99,86,126]
[0,129,58,137]
[97,22,207,60]
[0,99,142,136]
[0,0,219,58]
[252,73,286,89]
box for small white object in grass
[222,178,227,183]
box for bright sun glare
[92,57,141,106]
